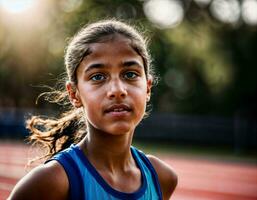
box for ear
[66,81,82,108]
[146,75,153,102]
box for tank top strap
[45,145,84,200]
[131,146,163,199]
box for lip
[104,103,132,113]
[104,104,132,118]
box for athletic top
[46,144,162,200]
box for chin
[107,124,134,135]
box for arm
[147,155,178,200]
[7,161,69,200]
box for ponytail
[26,107,86,162]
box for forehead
[82,36,143,63]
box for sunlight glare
[0,0,35,14]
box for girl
[8,19,177,200]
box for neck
[78,126,135,172]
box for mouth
[104,104,132,114]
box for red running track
[0,143,257,200]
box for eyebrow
[84,59,144,73]
[84,63,105,73]
[122,60,144,69]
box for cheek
[78,87,103,114]
[78,83,103,102]
[132,87,148,111]
[82,97,102,127]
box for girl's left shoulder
[147,155,178,200]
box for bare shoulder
[147,154,178,200]
[8,160,69,200]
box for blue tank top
[47,144,162,200]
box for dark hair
[27,19,155,161]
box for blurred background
[0,0,256,154]
[0,0,257,199]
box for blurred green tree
[0,0,256,118]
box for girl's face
[68,36,152,136]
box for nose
[107,78,127,99]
